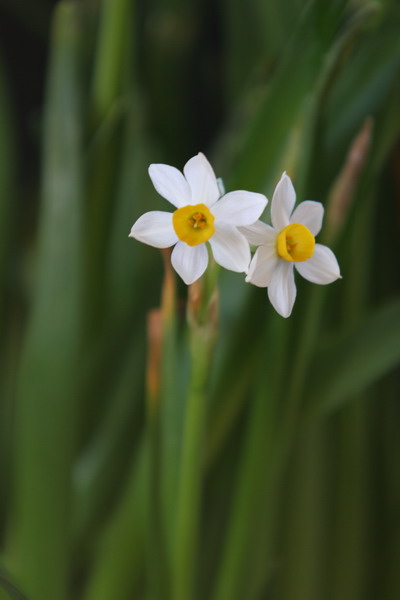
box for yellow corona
[172,203,215,246]
[277,223,315,262]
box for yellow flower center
[172,203,215,246]
[277,223,315,262]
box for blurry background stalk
[0,0,399,599]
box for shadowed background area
[0,0,400,599]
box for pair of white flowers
[129,153,341,317]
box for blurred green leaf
[71,336,145,556]
[0,52,16,522]
[0,54,15,330]
[91,0,133,122]
[314,8,400,188]
[311,297,400,413]
[0,566,27,600]
[83,444,146,600]
[8,3,84,599]
[224,0,348,191]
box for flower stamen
[188,212,207,229]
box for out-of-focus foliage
[0,0,399,599]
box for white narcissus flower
[241,172,341,318]
[129,153,268,285]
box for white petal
[129,211,178,248]
[183,153,220,207]
[246,245,279,287]
[148,163,191,208]
[209,225,251,273]
[268,261,297,318]
[295,244,341,284]
[212,191,268,226]
[290,201,324,235]
[271,172,296,231]
[239,221,276,246]
[171,242,208,285]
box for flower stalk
[172,272,217,600]
[145,249,177,597]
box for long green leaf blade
[8,3,84,599]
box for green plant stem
[173,324,214,600]
[277,287,325,460]
[159,331,182,568]
[206,288,266,469]
[212,384,277,600]
[212,316,287,600]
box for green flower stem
[212,316,288,600]
[205,288,267,468]
[248,286,333,600]
[205,353,256,469]
[212,385,278,600]
[219,287,327,600]
[146,254,178,599]
[159,273,181,562]
[173,310,215,600]
[277,287,325,459]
